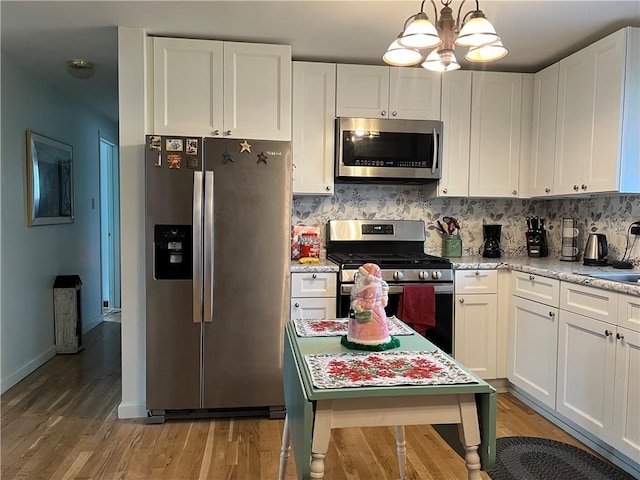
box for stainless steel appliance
[145,135,291,423]
[326,220,454,353]
[583,233,609,266]
[481,224,502,258]
[335,117,442,183]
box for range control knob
[419,271,428,280]
[393,271,404,281]
[432,271,442,280]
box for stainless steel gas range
[326,219,454,353]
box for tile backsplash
[292,185,640,266]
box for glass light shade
[398,15,442,49]
[455,16,499,47]
[465,40,508,62]
[383,38,423,66]
[422,49,461,72]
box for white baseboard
[1,346,56,394]
[118,400,146,419]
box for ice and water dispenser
[153,225,192,279]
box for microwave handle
[431,128,438,174]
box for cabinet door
[583,29,626,194]
[152,37,224,137]
[389,67,441,120]
[439,71,471,197]
[291,272,337,298]
[509,296,558,409]
[612,326,640,462]
[468,72,522,197]
[557,310,616,440]
[528,63,559,197]
[454,294,497,379]
[223,42,291,140]
[336,64,389,118]
[290,297,336,320]
[554,48,590,195]
[292,62,336,195]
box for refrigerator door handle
[193,172,203,324]
[204,171,214,323]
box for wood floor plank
[1,318,620,480]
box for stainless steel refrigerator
[144,135,291,423]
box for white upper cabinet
[152,37,224,137]
[336,64,440,120]
[554,27,640,195]
[292,62,336,195]
[151,38,291,140]
[439,71,472,197]
[526,63,559,197]
[468,72,531,198]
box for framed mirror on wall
[25,130,74,226]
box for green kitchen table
[278,320,497,480]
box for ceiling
[2,1,639,124]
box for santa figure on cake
[341,263,400,350]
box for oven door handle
[341,284,454,295]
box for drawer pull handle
[294,303,300,308]
[549,311,555,317]
[529,275,535,281]
[605,329,613,337]
[616,332,624,340]
[459,298,465,304]
[312,274,317,279]
[474,271,480,276]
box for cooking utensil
[436,220,448,235]
[442,216,459,235]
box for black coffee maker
[482,224,502,258]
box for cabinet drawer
[510,271,560,307]
[290,297,336,320]
[291,272,337,298]
[455,270,497,294]
[560,282,618,324]
[618,293,640,333]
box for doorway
[100,136,121,311]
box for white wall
[117,27,148,419]
[0,52,118,393]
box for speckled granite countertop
[290,256,640,296]
[454,256,640,296]
[290,259,340,273]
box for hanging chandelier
[382,0,508,72]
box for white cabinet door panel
[557,310,616,440]
[455,294,497,379]
[509,296,558,409]
[560,282,618,324]
[336,64,389,118]
[389,67,440,120]
[510,271,560,307]
[290,297,336,320]
[618,293,640,333]
[612,327,640,463]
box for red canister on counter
[300,233,319,258]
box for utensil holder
[442,235,462,258]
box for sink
[587,272,640,284]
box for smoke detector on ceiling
[67,59,95,80]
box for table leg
[457,394,482,480]
[278,414,291,480]
[310,403,332,479]
[394,425,407,480]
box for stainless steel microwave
[335,117,443,183]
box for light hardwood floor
[1,319,603,480]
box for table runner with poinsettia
[293,316,414,337]
[304,350,477,389]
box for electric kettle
[583,233,608,266]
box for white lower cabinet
[454,270,498,379]
[509,296,558,409]
[556,310,616,440]
[290,272,337,320]
[612,326,640,462]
